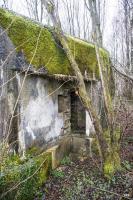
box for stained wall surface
[0,26,101,153]
[18,75,71,152]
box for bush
[0,152,51,200]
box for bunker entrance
[70,91,86,134]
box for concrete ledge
[46,136,72,169]
[46,135,95,168]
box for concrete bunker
[0,8,109,158]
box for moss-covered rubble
[0,8,109,77]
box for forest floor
[35,140,133,200]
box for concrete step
[46,136,71,169]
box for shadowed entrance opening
[70,91,86,134]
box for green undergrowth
[0,8,109,78]
[51,169,65,179]
[104,151,121,179]
[61,170,132,200]
[44,156,133,200]
[60,156,71,165]
[0,151,52,200]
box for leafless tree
[24,0,44,22]
[1,0,8,8]
[85,0,107,46]
[41,0,123,178]
[112,0,133,73]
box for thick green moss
[103,128,121,178]
[104,151,121,179]
[0,8,109,77]
[90,128,121,178]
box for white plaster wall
[86,111,94,136]
[18,76,64,152]
[85,82,101,136]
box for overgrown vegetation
[60,156,71,165]
[51,169,65,178]
[0,151,51,200]
[44,148,133,200]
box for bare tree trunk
[130,7,133,73]
[42,0,121,178]
[124,0,130,68]
[85,0,121,177]
[85,0,103,47]
[86,0,114,133]
[75,1,80,37]
[25,0,44,23]
[35,0,39,21]
[41,0,108,164]
[121,0,133,72]
[2,0,8,8]
[40,1,44,22]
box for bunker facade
[0,8,108,153]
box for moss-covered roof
[0,8,109,77]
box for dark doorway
[70,91,86,134]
